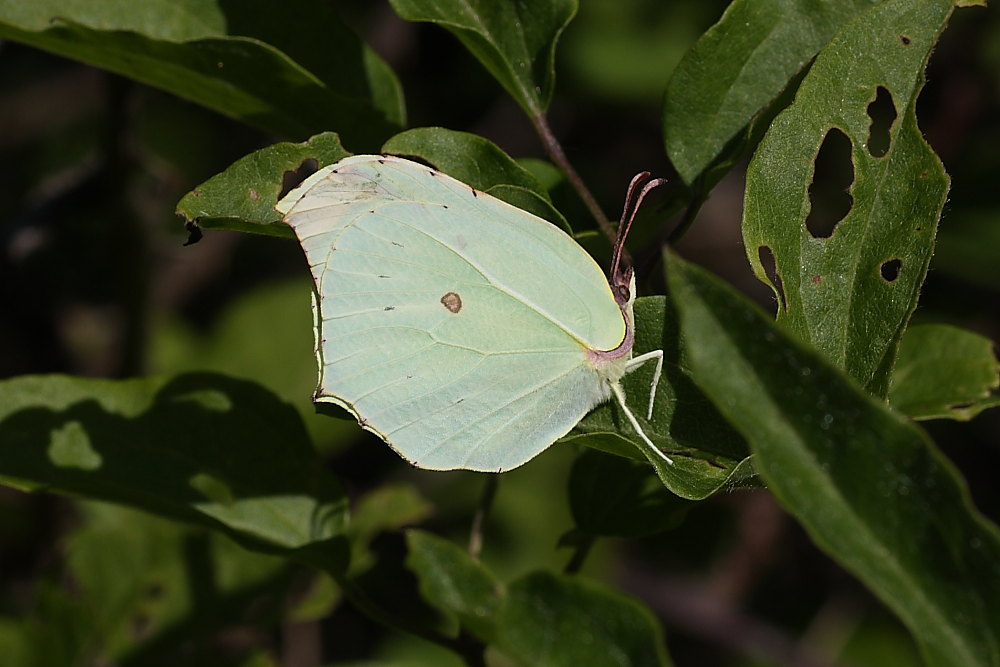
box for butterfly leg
[609,381,674,466]
[625,349,663,419]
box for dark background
[1,1,997,665]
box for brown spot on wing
[440,292,462,313]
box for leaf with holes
[176,132,350,238]
[663,0,877,185]
[890,324,1000,421]
[177,129,571,239]
[382,127,570,231]
[742,0,953,397]
[387,0,576,115]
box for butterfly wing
[279,155,625,471]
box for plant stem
[531,112,616,244]
[563,536,595,575]
[667,178,709,245]
[469,475,499,559]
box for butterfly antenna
[610,173,669,291]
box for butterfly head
[611,262,635,309]
[609,171,666,311]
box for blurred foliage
[0,0,998,665]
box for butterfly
[276,155,671,472]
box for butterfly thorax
[586,273,636,385]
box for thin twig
[469,475,499,559]
[667,178,709,245]
[531,112,616,243]
[563,536,595,575]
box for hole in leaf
[806,129,854,239]
[866,87,897,158]
[900,35,911,45]
[279,158,319,199]
[758,245,787,310]
[184,220,203,246]
[881,258,902,282]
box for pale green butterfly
[276,155,673,472]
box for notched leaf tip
[183,220,203,246]
[278,158,320,200]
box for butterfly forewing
[280,155,627,471]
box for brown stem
[563,536,595,575]
[468,474,499,559]
[667,178,709,245]
[531,112,616,244]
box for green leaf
[148,278,361,455]
[665,251,1000,667]
[0,0,403,146]
[384,128,548,195]
[382,127,570,230]
[349,485,435,576]
[568,450,691,539]
[62,502,298,663]
[742,0,953,396]
[561,1,711,105]
[495,571,670,667]
[388,0,577,115]
[2,500,306,664]
[0,620,28,666]
[889,324,1000,420]
[0,373,349,566]
[932,206,1000,290]
[175,132,349,237]
[663,0,878,184]
[405,530,503,640]
[571,297,755,501]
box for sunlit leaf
[890,324,1000,420]
[405,530,502,640]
